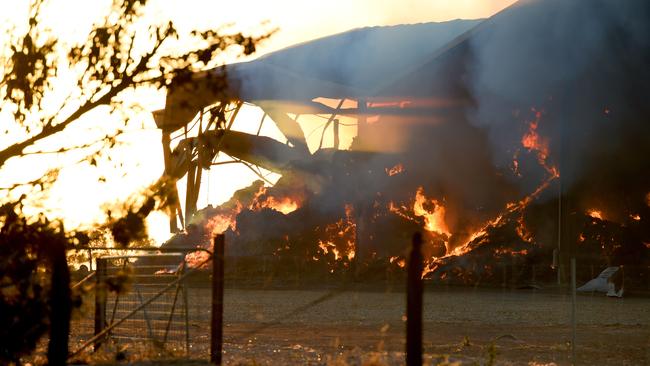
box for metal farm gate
[68,247,216,361]
[96,254,190,353]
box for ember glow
[385,163,405,176]
[494,248,528,256]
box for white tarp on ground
[577,266,623,297]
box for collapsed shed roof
[159,19,482,128]
[228,19,482,100]
[160,0,650,129]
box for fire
[519,108,559,178]
[388,201,414,222]
[385,163,405,177]
[316,203,356,264]
[511,152,522,177]
[318,241,340,259]
[342,204,356,261]
[515,215,533,242]
[187,212,239,268]
[417,109,561,276]
[413,108,561,278]
[630,214,641,221]
[521,109,549,159]
[205,213,237,237]
[389,256,406,268]
[587,209,603,220]
[413,187,450,237]
[251,186,301,215]
[184,250,211,269]
[258,196,299,214]
[494,248,528,256]
[186,184,304,268]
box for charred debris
[151,0,650,287]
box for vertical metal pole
[557,180,563,285]
[357,99,367,145]
[182,262,190,356]
[94,258,107,351]
[161,130,179,233]
[183,285,190,355]
[211,234,225,365]
[333,118,340,150]
[571,257,577,365]
[135,286,156,344]
[406,232,423,366]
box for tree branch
[0,25,170,169]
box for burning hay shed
[154,0,650,287]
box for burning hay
[154,0,650,288]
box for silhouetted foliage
[0,0,270,175]
[0,201,85,363]
[0,0,268,361]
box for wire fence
[66,247,650,365]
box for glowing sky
[0,0,517,243]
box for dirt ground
[65,284,650,365]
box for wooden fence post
[211,234,225,365]
[94,257,107,351]
[407,232,424,366]
[47,238,71,364]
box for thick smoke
[165,0,650,272]
[465,0,650,207]
[228,20,482,101]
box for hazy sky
[0,0,517,243]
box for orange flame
[521,110,549,159]
[587,209,603,220]
[251,186,302,215]
[316,203,356,265]
[519,108,559,179]
[205,213,237,237]
[413,187,450,237]
[258,196,299,214]
[515,215,533,243]
[184,250,211,268]
[389,256,406,268]
[419,107,561,278]
[186,185,304,268]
